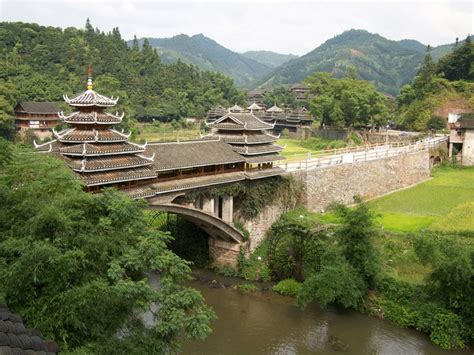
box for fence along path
[278,136,448,173]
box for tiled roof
[65,155,153,172]
[60,142,146,156]
[15,102,59,114]
[121,185,156,199]
[266,105,284,113]
[0,304,59,354]
[64,90,118,107]
[218,133,279,144]
[59,111,123,124]
[151,171,245,195]
[80,167,157,186]
[459,118,474,129]
[146,140,245,171]
[54,128,129,143]
[208,112,274,131]
[244,153,284,164]
[232,144,283,155]
[245,167,286,179]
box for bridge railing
[278,136,448,172]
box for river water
[183,269,472,355]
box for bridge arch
[148,203,244,244]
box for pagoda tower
[205,111,283,169]
[35,68,157,193]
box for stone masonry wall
[243,203,287,252]
[295,150,430,212]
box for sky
[0,0,472,55]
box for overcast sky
[1,0,472,55]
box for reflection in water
[182,269,471,355]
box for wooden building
[290,83,312,101]
[262,106,312,133]
[449,113,474,166]
[205,111,284,177]
[37,70,285,199]
[14,101,59,137]
[206,105,226,123]
[246,89,265,107]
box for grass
[368,166,474,233]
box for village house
[14,101,59,138]
[449,112,474,166]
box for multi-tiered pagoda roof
[205,111,284,172]
[36,69,157,193]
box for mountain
[130,34,272,88]
[240,50,298,68]
[259,30,470,95]
[259,30,426,95]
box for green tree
[0,143,215,352]
[437,36,474,82]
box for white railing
[279,136,448,172]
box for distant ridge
[130,34,273,88]
[258,30,472,94]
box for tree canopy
[0,21,245,138]
[0,139,215,353]
[305,72,391,128]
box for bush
[237,284,258,294]
[213,264,238,277]
[300,137,346,151]
[273,279,302,297]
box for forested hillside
[240,50,297,68]
[0,21,245,139]
[260,30,470,95]
[397,37,474,130]
[131,34,272,87]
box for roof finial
[87,65,93,90]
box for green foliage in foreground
[0,140,215,352]
[262,202,473,349]
[273,279,302,297]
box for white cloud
[0,1,472,55]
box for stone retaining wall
[294,150,430,212]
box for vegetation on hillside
[260,30,472,95]
[305,71,391,128]
[260,201,473,349]
[397,38,474,130]
[240,50,298,68]
[0,139,215,353]
[132,34,272,87]
[0,21,245,139]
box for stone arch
[148,204,244,244]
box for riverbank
[183,268,471,355]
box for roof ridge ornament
[81,158,87,172]
[82,143,87,156]
[138,152,155,161]
[87,65,93,90]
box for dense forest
[260,29,473,95]
[0,20,245,139]
[131,34,273,87]
[397,38,474,130]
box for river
[182,269,472,355]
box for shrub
[213,264,238,277]
[273,279,302,297]
[237,284,258,294]
[234,220,250,241]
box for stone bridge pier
[147,193,243,267]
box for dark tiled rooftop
[146,140,245,171]
[0,304,58,355]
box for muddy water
[182,269,471,355]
